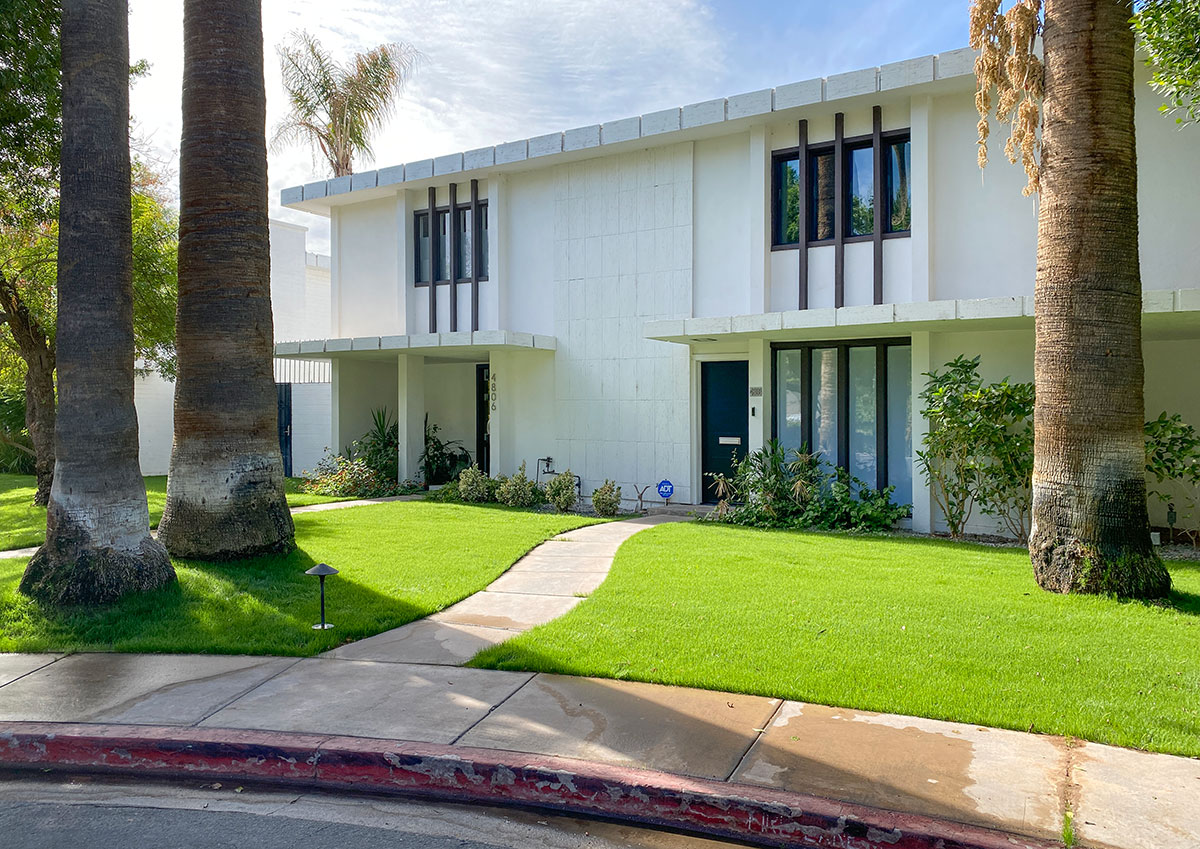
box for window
[435,210,451,281]
[477,201,489,280]
[414,212,430,283]
[884,136,911,233]
[456,207,472,281]
[773,340,912,506]
[846,143,874,238]
[808,149,834,241]
[773,156,800,245]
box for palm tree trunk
[20,0,174,606]
[157,0,294,560]
[0,280,56,505]
[1028,0,1170,598]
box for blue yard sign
[656,479,674,500]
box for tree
[0,162,178,505]
[157,0,294,560]
[1133,0,1200,126]
[272,30,419,177]
[19,0,174,605]
[971,0,1171,597]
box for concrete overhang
[274,330,556,363]
[644,289,1200,345]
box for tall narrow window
[477,202,489,279]
[414,212,430,283]
[773,156,800,245]
[848,346,877,486]
[885,137,911,233]
[808,149,834,241]
[776,348,804,449]
[456,207,472,280]
[810,348,839,463]
[886,345,913,506]
[436,210,451,281]
[846,144,874,237]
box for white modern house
[275,46,1200,536]
[135,220,333,478]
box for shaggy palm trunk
[1028,0,1170,597]
[19,0,174,605]
[0,286,55,505]
[157,0,294,559]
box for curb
[0,722,1060,849]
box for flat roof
[281,46,978,214]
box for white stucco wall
[333,196,400,338]
[424,362,478,461]
[693,133,750,318]
[134,370,176,476]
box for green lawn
[0,473,347,551]
[0,501,597,655]
[471,523,1200,757]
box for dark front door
[476,363,491,474]
[276,383,293,477]
[701,360,748,503]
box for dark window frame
[770,128,913,249]
[882,131,912,235]
[413,199,490,288]
[770,337,910,496]
[843,138,876,242]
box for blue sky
[128,0,972,249]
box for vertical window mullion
[470,179,480,332]
[872,105,883,305]
[837,344,850,472]
[800,346,813,454]
[833,112,845,309]
[798,120,808,310]
[427,186,437,332]
[448,184,459,332]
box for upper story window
[414,198,488,285]
[771,128,911,248]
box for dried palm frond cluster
[969,0,1044,195]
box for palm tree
[19,0,174,605]
[972,0,1170,597]
[156,0,294,560]
[272,30,419,177]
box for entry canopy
[275,330,556,363]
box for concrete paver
[0,653,297,725]
[0,653,61,687]
[459,674,781,781]
[431,591,582,630]
[323,620,515,665]
[731,701,1064,841]
[1073,740,1200,849]
[485,570,607,597]
[507,553,615,573]
[199,659,532,743]
[525,540,626,558]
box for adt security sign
[656,479,674,500]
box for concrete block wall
[549,143,695,504]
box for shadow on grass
[0,545,428,656]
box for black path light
[305,563,339,630]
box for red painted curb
[0,722,1059,849]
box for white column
[487,349,506,476]
[747,338,770,452]
[489,175,507,330]
[397,353,425,482]
[396,190,412,334]
[748,126,770,314]
[329,358,343,459]
[910,95,932,303]
[910,330,933,533]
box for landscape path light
[305,562,339,630]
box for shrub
[300,453,411,499]
[353,407,399,482]
[546,469,578,512]
[420,414,472,486]
[706,440,907,532]
[591,480,622,516]
[457,464,494,503]
[917,356,1035,540]
[497,461,544,508]
[1145,411,1200,544]
[0,384,35,475]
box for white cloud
[129,0,729,252]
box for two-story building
[276,46,1200,536]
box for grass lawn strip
[471,522,1200,758]
[0,474,347,551]
[0,501,598,656]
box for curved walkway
[324,514,680,665]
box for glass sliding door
[810,348,838,464]
[848,346,876,488]
[772,339,912,510]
